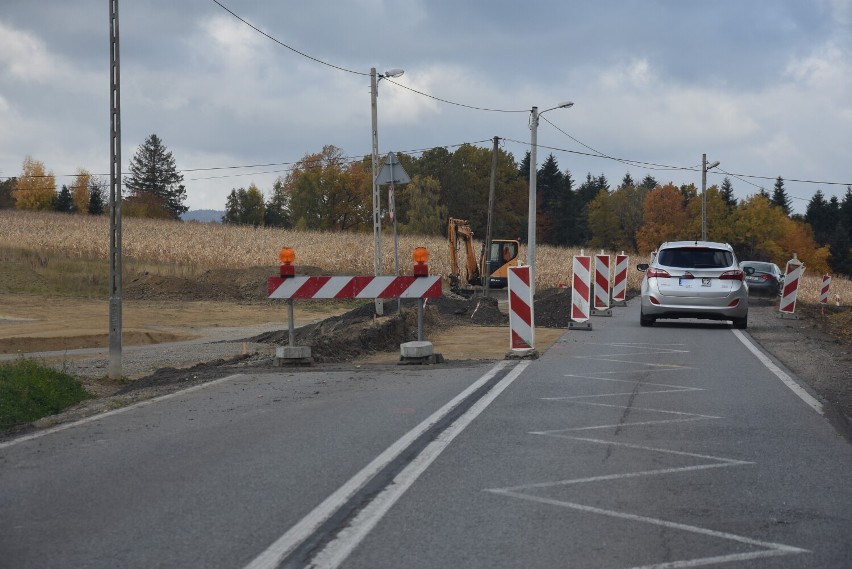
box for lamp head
[708,160,720,170]
[557,101,574,109]
[384,68,404,78]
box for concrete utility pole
[484,136,499,297]
[370,68,383,315]
[108,0,122,379]
[701,153,720,241]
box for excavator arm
[447,218,480,290]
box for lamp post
[528,101,573,296]
[701,153,720,241]
[370,67,403,315]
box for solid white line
[242,360,515,569]
[731,329,823,415]
[0,373,249,450]
[306,361,530,569]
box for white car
[637,241,749,328]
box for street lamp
[528,101,573,296]
[370,67,404,315]
[701,153,720,241]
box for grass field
[1,209,849,304]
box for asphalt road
[2,301,851,568]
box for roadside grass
[0,359,93,428]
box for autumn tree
[284,145,370,231]
[124,134,187,219]
[71,168,91,214]
[636,183,691,254]
[686,185,732,242]
[728,193,788,260]
[13,156,56,210]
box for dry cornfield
[1,209,849,304]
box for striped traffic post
[507,265,537,358]
[778,254,805,319]
[593,251,612,316]
[819,274,831,305]
[569,252,593,330]
[612,252,629,306]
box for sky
[1,0,850,215]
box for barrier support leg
[275,298,312,365]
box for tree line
[3,135,850,275]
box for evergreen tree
[0,177,17,209]
[551,170,576,246]
[88,178,106,215]
[720,177,736,209]
[264,179,292,228]
[638,174,658,190]
[804,190,838,245]
[54,185,75,213]
[771,176,792,215]
[124,134,188,219]
[518,151,531,182]
[620,173,634,189]
[537,154,563,244]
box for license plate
[746,276,760,282]
[702,278,711,287]
[678,277,694,287]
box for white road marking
[0,373,249,450]
[731,329,823,415]
[243,360,520,569]
[306,361,530,569]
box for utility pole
[484,136,499,297]
[370,68,383,315]
[701,153,720,241]
[108,0,122,379]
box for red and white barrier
[779,257,805,316]
[571,254,591,324]
[819,274,831,304]
[612,253,629,303]
[594,252,611,310]
[268,275,442,299]
[508,266,534,351]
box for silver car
[637,241,749,328]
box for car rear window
[657,247,733,269]
[742,262,773,272]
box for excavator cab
[482,240,519,288]
[448,217,520,292]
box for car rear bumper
[641,295,749,320]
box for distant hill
[181,209,223,223]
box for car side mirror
[743,266,755,275]
[637,263,649,272]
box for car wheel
[733,316,747,329]
[640,311,655,327]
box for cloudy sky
[1,0,850,214]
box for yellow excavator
[447,217,520,292]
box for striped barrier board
[570,254,592,329]
[268,275,442,299]
[819,274,831,304]
[612,253,629,303]
[593,253,611,314]
[779,259,805,317]
[507,266,535,352]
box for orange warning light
[412,247,429,264]
[279,247,295,265]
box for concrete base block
[569,321,593,331]
[777,312,799,320]
[611,300,628,308]
[592,308,613,317]
[274,345,312,366]
[399,341,444,365]
[505,348,539,360]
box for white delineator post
[612,252,629,305]
[593,251,612,316]
[819,274,831,305]
[569,252,592,330]
[779,254,805,319]
[507,265,537,358]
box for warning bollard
[569,251,593,330]
[778,254,805,319]
[819,274,831,305]
[612,252,629,306]
[506,265,538,359]
[592,251,612,317]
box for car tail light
[649,296,661,305]
[760,274,774,281]
[647,268,671,279]
[719,270,744,281]
[728,298,740,307]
